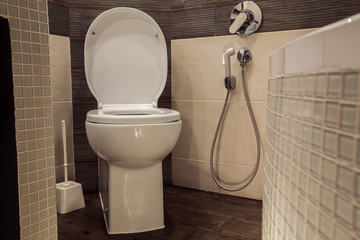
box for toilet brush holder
[56,120,85,214]
[56,181,85,214]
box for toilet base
[98,157,164,234]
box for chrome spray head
[237,48,252,67]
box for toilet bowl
[84,7,182,234]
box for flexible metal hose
[210,67,260,191]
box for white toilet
[84,7,182,234]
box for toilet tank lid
[84,7,167,107]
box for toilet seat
[87,108,180,124]
[84,7,168,109]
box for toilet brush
[61,120,69,187]
[56,120,85,214]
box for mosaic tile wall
[0,1,57,239]
[263,69,360,239]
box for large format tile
[172,157,263,200]
[172,30,293,102]
[49,34,72,102]
[173,100,267,168]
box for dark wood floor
[57,186,262,240]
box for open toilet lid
[84,7,167,108]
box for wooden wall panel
[171,0,360,39]
[48,0,69,37]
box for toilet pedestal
[98,157,164,234]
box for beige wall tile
[172,36,234,101]
[49,34,72,102]
[171,29,313,198]
[172,30,293,102]
[172,157,263,200]
[173,99,267,168]
[172,100,220,161]
[292,28,318,40]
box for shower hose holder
[224,76,236,90]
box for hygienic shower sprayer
[210,47,260,191]
[222,47,236,90]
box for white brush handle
[61,120,68,184]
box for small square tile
[302,124,311,146]
[29,0,38,10]
[315,74,326,98]
[298,75,306,96]
[284,77,291,94]
[356,173,360,202]
[282,98,290,116]
[325,102,339,127]
[334,225,352,240]
[0,4,7,15]
[298,172,307,194]
[358,139,360,167]
[314,101,324,124]
[296,218,305,239]
[322,158,336,186]
[307,202,318,230]
[341,104,356,131]
[8,6,18,17]
[300,148,310,170]
[303,100,313,122]
[295,122,302,143]
[11,41,21,53]
[308,178,320,203]
[30,21,39,32]
[9,17,19,29]
[335,195,352,225]
[276,96,283,112]
[320,186,334,212]
[289,98,297,117]
[293,144,301,166]
[324,131,337,157]
[291,166,299,188]
[327,73,341,98]
[290,76,298,95]
[287,120,295,139]
[343,72,358,100]
[306,229,317,240]
[29,10,38,21]
[297,195,306,219]
[355,207,360,235]
[306,74,315,96]
[19,8,29,19]
[339,135,354,162]
[296,100,303,119]
[310,153,321,178]
[311,127,322,151]
[337,166,354,195]
[319,212,333,239]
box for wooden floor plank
[57,186,262,240]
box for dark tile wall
[171,0,360,39]
[48,0,69,37]
[48,0,360,192]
